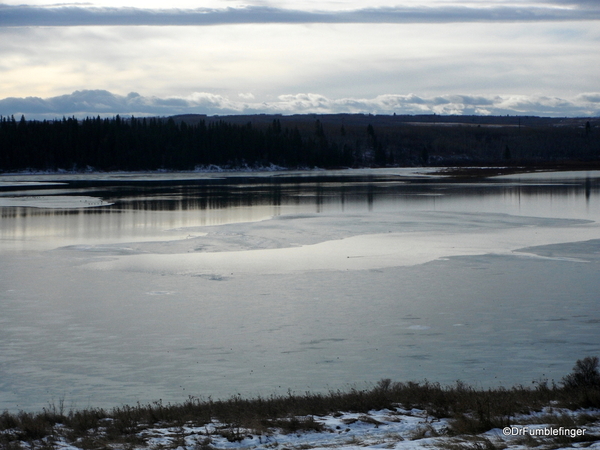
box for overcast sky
[1,0,599,118]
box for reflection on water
[2,171,599,250]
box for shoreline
[2,160,600,178]
[2,374,599,450]
[433,161,600,178]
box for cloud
[576,93,600,103]
[2,2,600,27]
[1,90,598,119]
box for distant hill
[170,113,594,128]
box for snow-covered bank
[142,407,600,450]
[0,164,290,179]
[8,406,600,450]
[0,166,440,182]
[142,408,451,450]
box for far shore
[2,160,600,179]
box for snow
[38,407,600,450]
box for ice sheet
[0,195,113,208]
[0,181,66,187]
[85,212,599,275]
[496,169,600,180]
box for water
[1,168,599,412]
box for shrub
[562,356,600,389]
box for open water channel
[1,168,599,412]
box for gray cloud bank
[2,2,600,26]
[1,90,599,119]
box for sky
[0,0,599,118]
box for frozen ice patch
[511,251,590,263]
[0,196,113,209]
[0,181,66,187]
[83,221,600,276]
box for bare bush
[562,356,600,389]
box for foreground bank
[2,358,599,450]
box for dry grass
[433,436,508,450]
[1,358,599,449]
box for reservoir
[1,168,599,412]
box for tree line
[0,114,598,172]
[0,115,355,171]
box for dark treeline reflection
[1,174,599,220]
[1,173,599,249]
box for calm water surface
[1,168,599,411]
